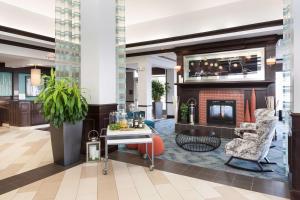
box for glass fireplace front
[207,100,236,125]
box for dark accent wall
[81,104,118,155]
[290,113,300,200]
[0,101,47,126]
[175,35,282,124]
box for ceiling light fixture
[266,57,276,66]
[175,65,181,72]
[31,66,41,86]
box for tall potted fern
[152,80,165,119]
[36,69,88,166]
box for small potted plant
[36,69,88,166]
[180,103,189,123]
[152,80,165,119]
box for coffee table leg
[150,135,154,171]
[103,137,108,175]
[145,142,148,159]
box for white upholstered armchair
[225,118,277,172]
[234,108,275,138]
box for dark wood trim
[0,25,55,42]
[175,81,274,88]
[138,105,152,107]
[126,20,283,48]
[126,34,281,58]
[127,49,172,58]
[290,112,300,200]
[0,38,55,52]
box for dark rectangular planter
[49,121,83,166]
[153,101,163,119]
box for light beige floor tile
[163,171,192,191]
[0,164,25,179]
[117,187,141,200]
[214,186,252,200]
[128,165,161,200]
[0,190,18,200]
[18,181,43,193]
[144,167,170,185]
[98,161,118,200]
[76,178,98,200]
[187,177,222,199]
[55,165,82,200]
[81,165,98,179]
[12,192,36,200]
[155,184,183,200]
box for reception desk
[0,100,47,127]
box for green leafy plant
[152,80,165,101]
[35,69,88,128]
[180,103,189,122]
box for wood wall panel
[81,104,118,155]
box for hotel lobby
[0,0,300,199]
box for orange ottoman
[138,135,164,156]
[126,144,138,149]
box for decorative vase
[244,99,251,122]
[250,88,256,123]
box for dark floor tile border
[0,160,83,195]
[109,151,290,199]
[0,151,290,198]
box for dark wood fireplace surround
[174,35,282,138]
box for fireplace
[207,100,236,126]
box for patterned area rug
[120,119,288,182]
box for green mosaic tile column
[283,0,293,117]
[283,0,293,173]
[55,0,81,82]
[116,0,126,110]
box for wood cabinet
[0,100,47,127]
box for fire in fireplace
[207,100,236,125]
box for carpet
[120,119,288,182]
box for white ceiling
[0,0,250,25]
[125,0,248,26]
[0,0,55,18]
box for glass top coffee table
[175,129,221,152]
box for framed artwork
[25,76,43,97]
[183,48,265,82]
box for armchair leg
[225,156,273,172]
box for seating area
[1,0,300,199]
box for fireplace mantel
[175,80,274,88]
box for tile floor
[0,127,53,179]
[0,160,289,200]
[0,127,290,200]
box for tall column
[137,59,152,120]
[286,0,300,199]
[81,0,116,104]
[292,0,300,112]
[166,69,177,117]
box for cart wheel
[102,169,107,175]
[149,165,154,171]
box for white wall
[81,0,116,105]
[126,0,283,43]
[0,1,54,37]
